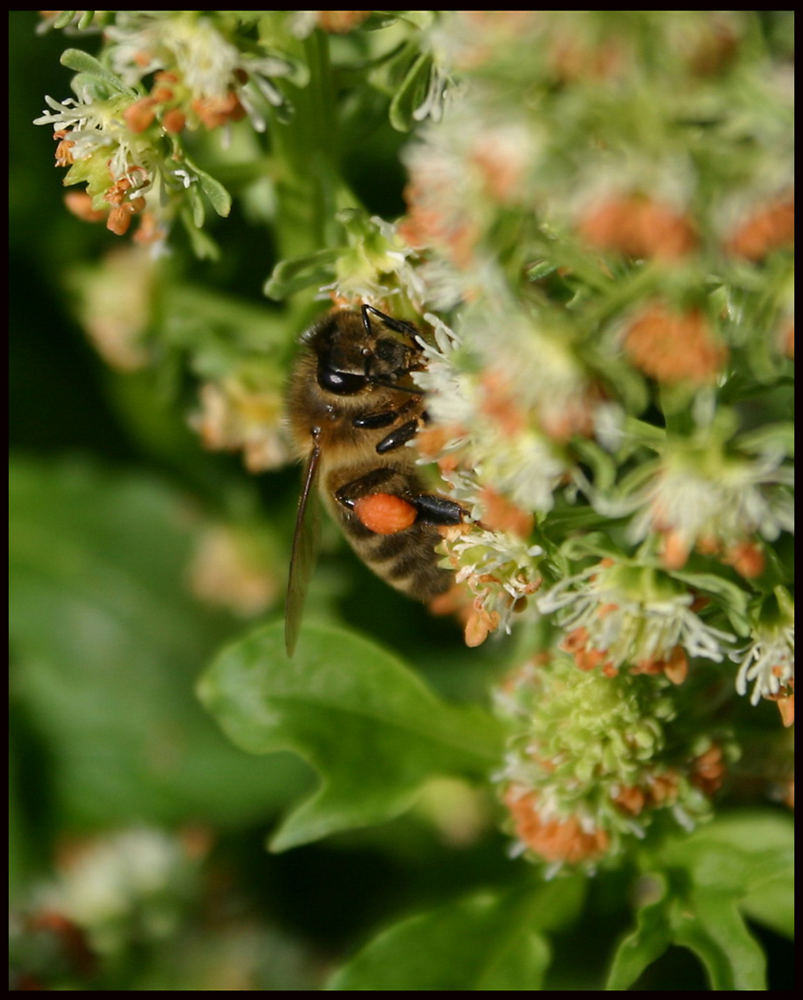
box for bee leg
[352,409,402,429]
[361,304,421,340]
[376,418,419,454]
[353,398,420,432]
[410,493,465,525]
[335,472,464,530]
[335,468,397,509]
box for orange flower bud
[123,97,156,133]
[63,190,106,223]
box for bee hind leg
[334,471,464,530]
[410,494,464,525]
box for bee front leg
[361,304,421,340]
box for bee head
[308,310,422,397]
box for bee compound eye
[318,363,367,395]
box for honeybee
[284,304,466,655]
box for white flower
[628,447,794,552]
[191,379,289,473]
[104,12,300,134]
[415,309,570,514]
[731,624,794,705]
[412,314,477,430]
[35,93,162,204]
[442,522,542,637]
[34,95,122,159]
[538,563,735,667]
[105,14,239,98]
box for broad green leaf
[657,812,793,895]
[739,875,794,940]
[10,457,302,834]
[197,621,506,850]
[670,890,766,991]
[606,874,672,990]
[677,810,793,854]
[326,884,573,990]
[666,811,794,940]
[610,815,792,989]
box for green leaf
[53,11,79,28]
[60,47,132,95]
[735,421,794,458]
[179,208,221,260]
[326,884,569,990]
[606,874,672,990]
[670,890,766,991]
[10,457,302,831]
[670,811,794,940]
[197,621,506,850]
[668,569,751,635]
[657,812,793,891]
[739,875,794,940]
[613,814,793,989]
[186,183,206,229]
[183,156,232,218]
[570,437,618,492]
[263,249,340,300]
[389,52,432,132]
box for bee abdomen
[345,518,453,600]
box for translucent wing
[285,430,322,657]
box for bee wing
[285,431,322,657]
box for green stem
[269,30,341,263]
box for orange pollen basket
[353,494,418,535]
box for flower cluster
[388,12,794,700]
[494,654,732,872]
[33,12,310,249]
[382,12,794,861]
